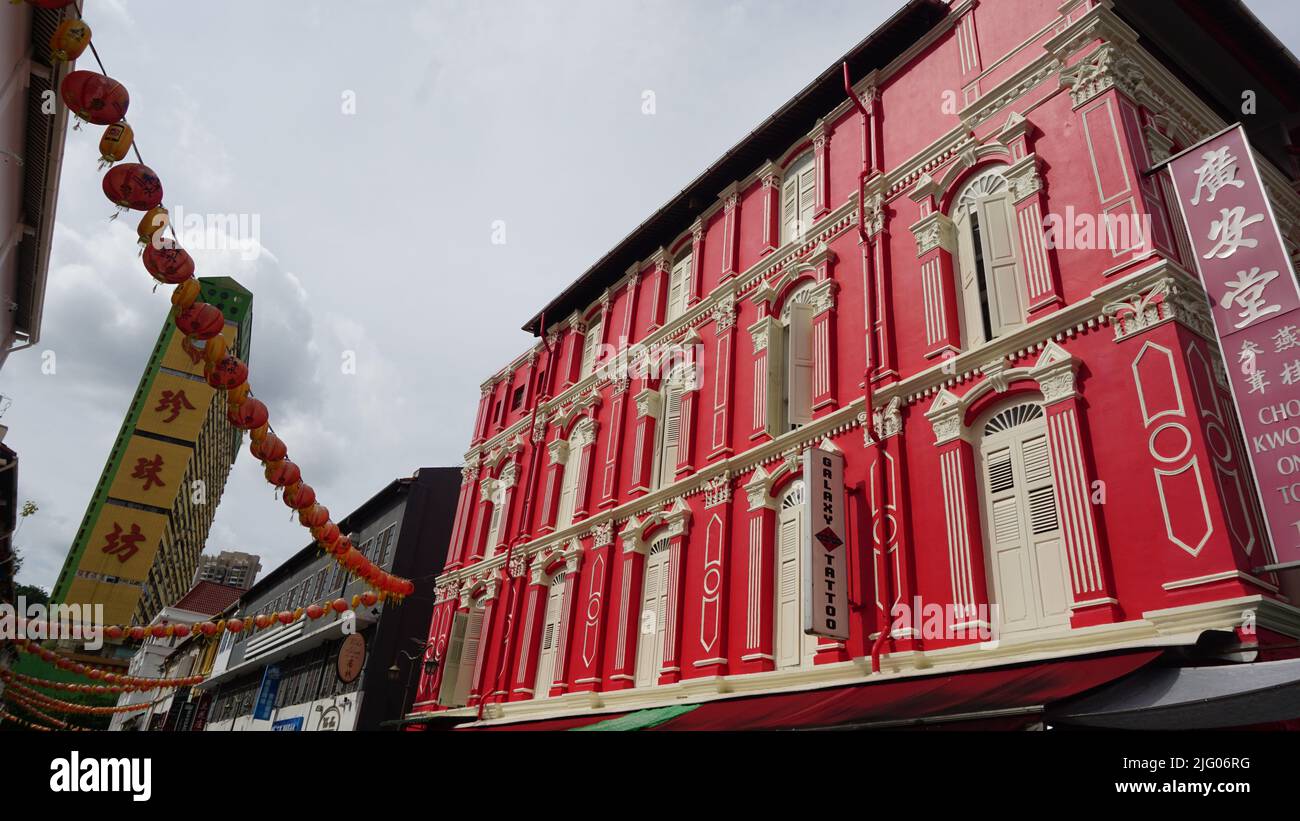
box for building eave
[13,5,75,350]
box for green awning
[572,704,698,731]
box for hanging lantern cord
[72,1,180,243]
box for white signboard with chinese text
[1165,124,1300,567]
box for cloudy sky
[4,0,1298,594]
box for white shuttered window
[782,153,816,245]
[634,541,671,688]
[534,575,567,697]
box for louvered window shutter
[798,163,816,234]
[535,577,566,696]
[974,191,1026,338]
[635,554,665,687]
[787,302,815,428]
[775,514,801,669]
[445,622,470,697]
[581,318,602,378]
[485,498,503,558]
[660,387,681,487]
[1020,435,1059,535]
[668,254,690,322]
[450,607,484,706]
[782,173,800,244]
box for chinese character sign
[1167,125,1300,566]
[138,372,214,441]
[106,436,195,509]
[77,508,168,582]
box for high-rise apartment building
[52,276,253,630]
[192,551,262,591]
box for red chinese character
[101,522,146,563]
[131,454,166,491]
[154,389,196,423]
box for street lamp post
[389,637,436,730]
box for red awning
[649,650,1162,731]
[463,711,631,731]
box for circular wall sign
[337,633,366,684]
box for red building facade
[410,0,1300,728]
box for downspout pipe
[479,311,551,720]
[844,64,891,674]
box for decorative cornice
[703,472,733,509]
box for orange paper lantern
[99,122,134,167]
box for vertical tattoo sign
[802,445,849,639]
[1163,124,1300,567]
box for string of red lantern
[0,672,153,715]
[4,668,169,696]
[9,639,204,689]
[3,690,90,730]
[15,0,416,602]
[12,590,384,652]
[0,704,57,732]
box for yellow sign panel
[160,324,236,376]
[137,372,215,442]
[76,506,168,583]
[107,436,194,509]
[64,578,143,628]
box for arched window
[782,151,816,244]
[667,249,691,323]
[781,283,817,430]
[634,538,671,688]
[774,480,817,669]
[534,570,567,698]
[977,400,1069,635]
[952,168,1027,348]
[439,597,486,707]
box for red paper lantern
[312,521,341,548]
[103,163,163,211]
[277,611,295,626]
[360,591,378,608]
[401,579,415,596]
[331,598,349,614]
[228,397,269,431]
[254,614,273,630]
[205,355,249,390]
[226,619,244,634]
[144,239,195,285]
[331,536,352,556]
[298,504,330,528]
[343,548,364,571]
[104,625,124,641]
[173,624,191,638]
[60,70,129,125]
[149,625,168,639]
[284,482,317,510]
[250,432,287,462]
[128,626,146,641]
[264,459,302,488]
[305,605,325,620]
[175,302,224,340]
